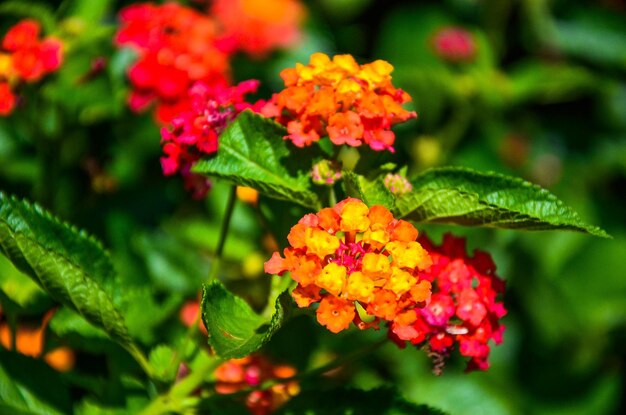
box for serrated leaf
[0,192,132,346]
[276,387,449,415]
[0,350,71,415]
[148,345,177,382]
[396,167,608,237]
[343,171,395,210]
[201,280,291,359]
[192,111,320,209]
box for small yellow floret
[305,228,340,258]
[316,262,347,296]
[361,252,391,278]
[386,241,432,270]
[345,271,375,302]
[340,200,370,232]
[386,267,416,296]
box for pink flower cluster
[160,80,263,199]
[389,233,506,372]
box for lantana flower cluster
[265,198,433,334]
[211,0,305,57]
[115,1,305,123]
[431,27,477,63]
[262,53,417,152]
[390,233,507,371]
[160,80,263,198]
[114,2,231,123]
[0,19,63,115]
[214,355,300,415]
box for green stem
[139,352,222,415]
[126,343,155,380]
[166,185,238,376]
[328,185,337,207]
[208,184,237,281]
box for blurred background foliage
[0,0,624,414]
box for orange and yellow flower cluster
[262,53,416,152]
[211,0,305,57]
[215,355,299,415]
[265,198,432,334]
[0,19,63,116]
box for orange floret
[316,296,355,333]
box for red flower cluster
[389,233,506,372]
[211,0,305,57]
[262,53,416,152]
[0,19,63,115]
[115,2,230,123]
[215,355,299,415]
[431,27,477,63]
[160,80,263,199]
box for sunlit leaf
[396,167,608,237]
[343,171,395,210]
[193,111,320,209]
[201,280,291,359]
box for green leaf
[0,1,56,33]
[343,171,395,210]
[395,167,609,237]
[201,280,291,359]
[148,345,177,382]
[0,254,51,313]
[192,111,320,209]
[0,350,72,415]
[276,387,448,415]
[0,192,132,346]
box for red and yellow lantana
[264,198,432,334]
[0,19,63,116]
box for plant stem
[139,352,222,415]
[126,343,155,380]
[329,185,337,207]
[208,184,237,281]
[166,185,238,376]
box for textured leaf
[0,254,50,312]
[395,167,608,237]
[0,350,71,415]
[0,192,132,346]
[276,387,448,415]
[192,111,320,209]
[148,345,177,382]
[343,171,395,210]
[201,280,291,359]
